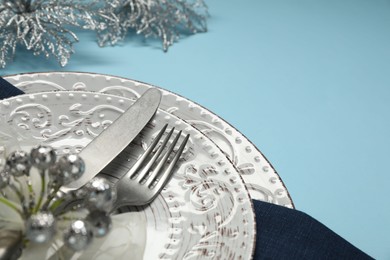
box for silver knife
[0,89,161,260]
[61,88,162,192]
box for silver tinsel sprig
[0,0,208,68]
[0,0,105,67]
[97,0,208,50]
[0,145,116,254]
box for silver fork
[111,124,189,210]
[56,124,189,213]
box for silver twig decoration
[0,0,208,68]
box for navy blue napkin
[0,78,373,259]
[0,77,24,99]
[253,200,372,259]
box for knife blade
[61,88,162,192]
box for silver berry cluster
[0,145,116,252]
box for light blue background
[1,0,390,259]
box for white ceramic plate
[4,72,294,208]
[0,91,255,260]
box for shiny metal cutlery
[59,124,190,213]
[61,88,162,192]
[113,124,189,210]
[0,89,162,260]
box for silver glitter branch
[0,0,208,68]
[97,0,208,50]
[0,0,97,67]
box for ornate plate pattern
[4,72,294,208]
[0,91,255,260]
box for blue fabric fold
[253,200,372,259]
[0,77,24,99]
[0,77,372,259]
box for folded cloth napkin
[0,78,24,98]
[253,200,372,259]
[0,79,373,259]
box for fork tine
[152,134,190,192]
[135,126,175,182]
[145,130,182,187]
[128,124,168,178]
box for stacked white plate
[0,72,293,259]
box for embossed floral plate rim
[0,91,256,260]
[4,71,294,208]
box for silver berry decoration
[64,220,93,251]
[86,211,112,237]
[84,178,116,211]
[26,212,56,243]
[30,145,57,169]
[49,154,85,185]
[6,150,31,177]
[0,145,115,252]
